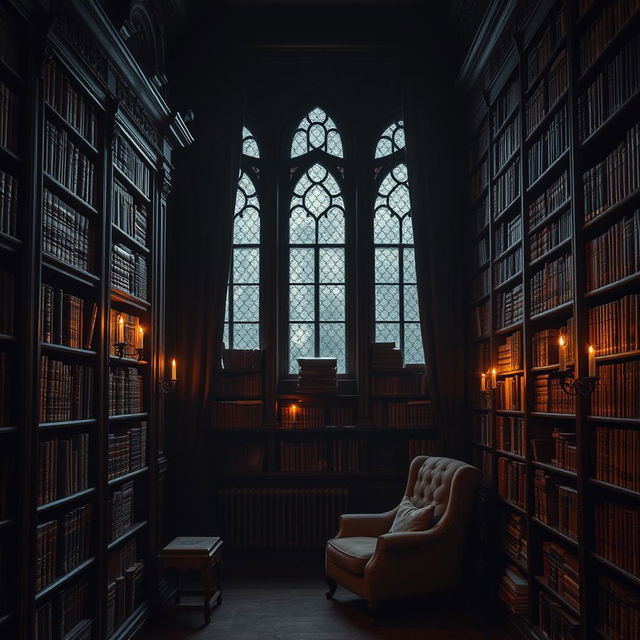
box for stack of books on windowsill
[371,342,403,371]
[297,357,337,394]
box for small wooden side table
[158,536,223,624]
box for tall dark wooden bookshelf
[464,0,640,638]
[0,1,192,639]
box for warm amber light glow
[558,334,567,371]
[588,345,596,377]
[481,373,486,392]
[171,358,177,381]
[559,335,566,347]
[117,314,124,343]
[491,368,497,389]
[136,326,144,349]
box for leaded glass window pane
[234,323,260,350]
[372,124,424,365]
[374,121,405,158]
[242,126,260,158]
[290,107,344,158]
[234,285,259,322]
[233,248,259,283]
[289,161,346,374]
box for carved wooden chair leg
[325,577,337,599]
[367,601,381,624]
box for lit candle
[137,326,144,350]
[481,373,486,392]
[171,358,177,381]
[291,403,298,424]
[588,345,596,377]
[558,334,567,372]
[491,368,497,389]
[117,315,124,343]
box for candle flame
[559,335,566,347]
[172,358,176,367]
[118,315,123,325]
[588,345,594,355]
[491,368,497,375]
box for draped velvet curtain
[167,62,244,530]
[404,62,469,459]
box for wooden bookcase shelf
[465,1,640,638]
[0,2,193,638]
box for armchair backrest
[404,455,479,521]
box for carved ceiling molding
[116,75,161,148]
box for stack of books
[499,565,529,615]
[371,342,403,370]
[297,357,337,393]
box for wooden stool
[158,536,223,624]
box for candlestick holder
[113,342,127,359]
[136,348,145,361]
[553,370,599,397]
[159,379,177,394]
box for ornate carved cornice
[116,76,161,148]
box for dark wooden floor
[142,550,514,640]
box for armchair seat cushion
[326,536,377,576]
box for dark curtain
[404,59,469,459]
[167,61,244,530]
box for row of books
[534,470,578,539]
[532,319,575,368]
[111,244,148,301]
[586,210,640,290]
[109,309,142,358]
[0,80,18,153]
[475,340,490,374]
[526,51,568,137]
[113,131,150,197]
[579,0,639,73]
[583,122,640,222]
[39,356,94,423]
[43,58,98,147]
[496,415,525,456]
[527,105,568,186]
[59,579,92,640]
[492,77,519,135]
[597,576,640,640]
[110,481,134,541]
[475,196,489,234]
[0,169,18,237]
[594,501,639,575]
[279,406,354,429]
[38,434,89,506]
[497,330,522,373]
[589,294,639,355]
[0,351,9,426]
[531,429,577,473]
[530,252,573,316]
[492,158,520,219]
[108,422,147,481]
[534,373,575,414]
[529,208,572,262]
[41,285,98,350]
[495,284,523,329]
[211,400,263,428]
[538,591,579,640]
[35,600,91,640]
[297,357,337,393]
[279,439,359,472]
[0,269,13,335]
[528,171,570,230]
[221,347,263,370]
[497,457,527,509]
[108,367,144,416]
[472,268,490,301]
[493,112,520,175]
[371,400,433,429]
[472,300,490,339]
[503,513,527,566]
[526,4,566,88]
[592,360,640,418]
[578,33,639,141]
[371,372,426,396]
[475,449,494,487]
[499,565,528,615]
[542,542,580,613]
[494,215,522,257]
[106,540,144,638]
[113,180,148,246]
[44,122,96,207]
[595,425,640,492]
[407,438,441,461]
[474,235,488,271]
[475,412,492,447]
[494,245,522,286]
[43,189,94,273]
[217,372,262,398]
[36,504,92,592]
[495,374,525,412]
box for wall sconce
[553,342,599,397]
[113,316,145,361]
[160,358,177,394]
[481,369,497,395]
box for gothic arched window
[224,127,261,350]
[373,121,424,364]
[287,108,347,373]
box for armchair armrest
[336,509,397,539]
[376,524,446,552]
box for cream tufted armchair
[325,456,480,616]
